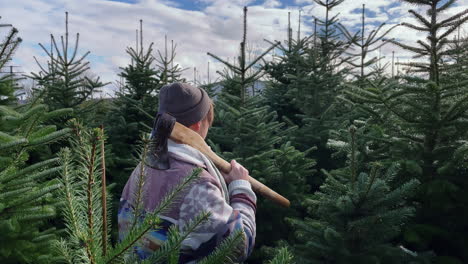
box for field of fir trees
[1,0,468,263]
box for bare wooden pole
[171,122,291,208]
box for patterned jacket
[118,152,257,263]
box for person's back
[118,83,257,263]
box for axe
[146,112,290,208]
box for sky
[2,0,468,96]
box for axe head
[145,112,176,170]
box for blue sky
[107,0,299,10]
[1,0,466,96]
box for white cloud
[263,0,282,8]
[2,0,468,96]
[3,0,307,96]
[294,0,313,4]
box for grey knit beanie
[158,82,211,127]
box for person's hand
[221,160,249,184]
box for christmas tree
[207,7,315,262]
[289,126,422,264]
[207,6,279,109]
[155,34,186,85]
[262,12,306,125]
[105,20,161,194]
[338,4,397,84]
[264,0,354,192]
[0,95,72,263]
[0,16,22,105]
[342,0,468,261]
[104,20,187,199]
[29,12,108,116]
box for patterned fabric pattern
[118,199,173,259]
[117,149,257,263]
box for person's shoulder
[169,153,207,170]
[168,154,219,185]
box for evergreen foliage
[5,2,468,263]
[338,4,397,83]
[0,95,72,263]
[209,93,314,263]
[264,0,352,152]
[0,17,22,105]
[443,31,468,89]
[342,0,468,261]
[207,7,315,262]
[0,75,16,105]
[289,126,422,264]
[262,19,309,125]
[208,7,279,109]
[30,12,108,115]
[197,62,218,98]
[267,247,294,264]
[199,82,218,99]
[291,0,350,117]
[209,96,315,207]
[104,21,174,199]
[263,0,352,193]
[155,34,186,85]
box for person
[118,82,256,263]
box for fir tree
[342,0,468,261]
[338,4,397,84]
[264,0,353,192]
[0,16,22,105]
[289,126,422,264]
[442,28,468,92]
[207,6,315,262]
[0,95,72,263]
[263,12,310,125]
[30,12,108,116]
[199,81,218,99]
[208,6,279,109]
[264,0,353,147]
[292,0,351,116]
[105,20,163,199]
[209,94,315,263]
[155,35,186,85]
[267,247,294,264]
[287,0,351,115]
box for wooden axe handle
[171,122,291,208]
